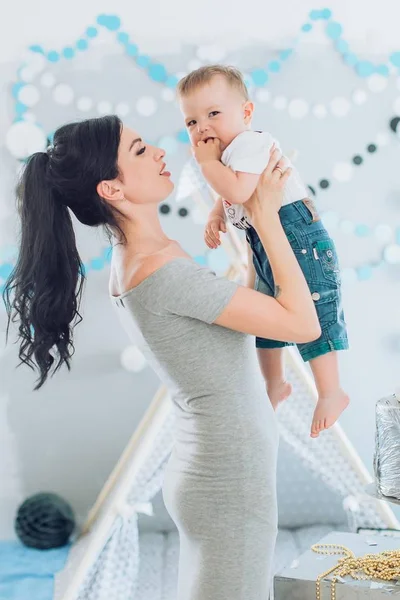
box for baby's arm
[201,160,260,205]
[193,138,260,204]
[209,195,225,219]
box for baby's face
[179,75,251,151]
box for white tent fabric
[54,354,398,600]
[54,392,176,600]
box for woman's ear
[96,180,123,203]
[243,101,254,124]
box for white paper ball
[115,102,130,117]
[23,51,46,74]
[53,84,74,105]
[6,122,47,159]
[77,97,93,112]
[136,96,157,117]
[312,104,327,119]
[383,244,400,265]
[19,68,36,83]
[288,99,309,119]
[196,44,226,62]
[333,162,353,182]
[256,89,270,103]
[352,89,367,105]
[120,346,147,373]
[273,96,287,110]
[374,224,393,243]
[40,72,56,88]
[18,85,40,107]
[330,97,350,117]
[161,88,175,102]
[367,74,388,93]
[22,112,37,123]
[97,100,113,115]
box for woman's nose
[154,146,165,160]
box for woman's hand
[244,149,291,224]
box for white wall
[2,0,400,62]
[1,0,400,537]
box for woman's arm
[214,152,321,342]
[214,224,320,343]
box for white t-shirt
[220,130,308,230]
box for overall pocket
[313,238,341,285]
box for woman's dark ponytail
[3,151,84,390]
[2,115,124,390]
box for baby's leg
[309,352,349,438]
[257,347,292,410]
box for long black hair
[2,115,126,390]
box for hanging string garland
[1,139,398,291]
[9,7,400,142]
[313,134,389,191]
[254,78,389,121]
[13,55,392,131]
[3,9,400,296]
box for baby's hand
[193,138,222,165]
[204,214,227,249]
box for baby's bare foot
[267,381,292,411]
[310,389,350,438]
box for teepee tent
[54,160,399,600]
[54,354,399,600]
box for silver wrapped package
[374,390,400,499]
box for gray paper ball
[15,492,75,549]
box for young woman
[3,115,319,599]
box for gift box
[274,531,400,599]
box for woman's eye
[137,146,146,155]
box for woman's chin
[160,178,174,197]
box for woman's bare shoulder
[110,242,191,296]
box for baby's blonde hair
[177,65,249,101]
